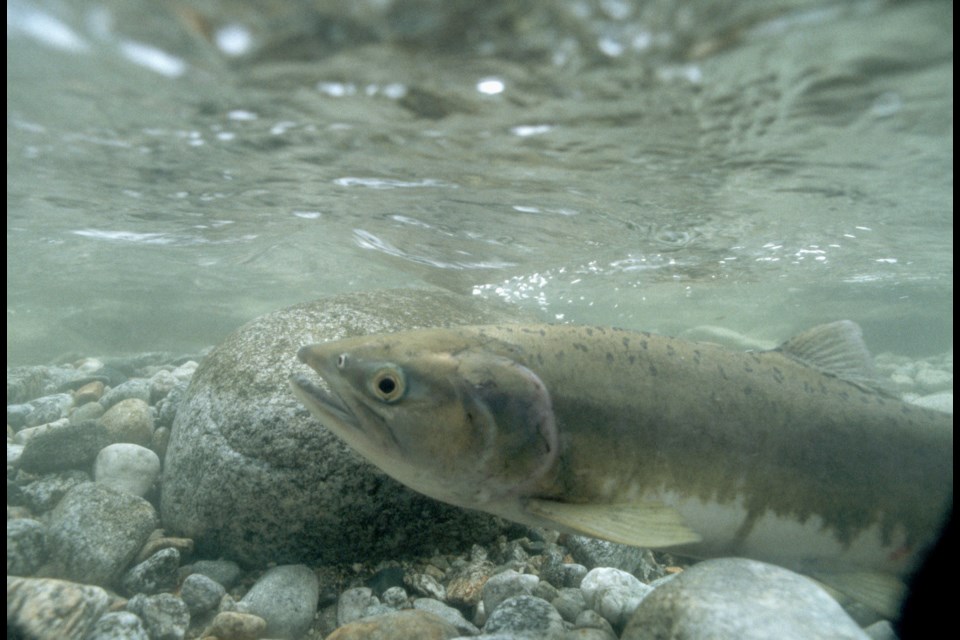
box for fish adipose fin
[776,320,893,393]
[525,498,701,548]
[809,570,906,619]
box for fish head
[291,333,558,508]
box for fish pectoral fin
[525,498,701,548]
[809,570,906,619]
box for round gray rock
[240,564,319,640]
[46,482,159,588]
[160,289,524,566]
[622,558,870,640]
[94,443,161,497]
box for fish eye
[337,354,348,369]
[371,367,405,403]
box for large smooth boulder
[160,289,525,566]
[622,558,869,640]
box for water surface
[7,0,953,364]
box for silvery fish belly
[291,321,952,614]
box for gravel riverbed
[7,345,951,640]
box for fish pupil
[378,377,397,395]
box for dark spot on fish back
[606,352,614,363]
[649,364,658,376]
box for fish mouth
[289,372,359,429]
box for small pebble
[100,379,152,409]
[86,611,150,640]
[909,391,952,414]
[180,559,242,590]
[382,585,409,608]
[413,597,481,635]
[149,370,178,404]
[134,533,194,565]
[122,547,181,596]
[8,441,25,467]
[483,595,566,639]
[580,566,652,629]
[98,398,154,447]
[94,443,161,497]
[180,573,226,615]
[74,380,105,405]
[328,609,460,640]
[576,608,619,636]
[7,518,48,576]
[240,564,320,639]
[127,593,191,640]
[70,400,105,424]
[23,393,74,427]
[482,569,540,615]
[338,586,378,626]
[552,587,588,622]
[7,403,33,428]
[405,571,447,600]
[17,469,91,513]
[206,611,267,640]
[914,367,952,393]
[445,556,495,607]
[171,360,199,382]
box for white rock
[909,392,953,414]
[75,358,105,373]
[888,372,915,391]
[172,361,199,382]
[94,443,161,497]
[14,418,70,444]
[7,442,25,466]
[914,368,953,393]
[580,567,653,628]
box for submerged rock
[7,576,111,640]
[160,289,524,566]
[622,558,869,640]
[45,482,159,588]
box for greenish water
[7,0,953,365]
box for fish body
[291,321,952,609]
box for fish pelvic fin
[525,498,701,548]
[809,570,906,619]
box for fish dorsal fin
[809,570,906,619]
[776,320,879,386]
[525,498,701,548]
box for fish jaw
[289,372,358,429]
